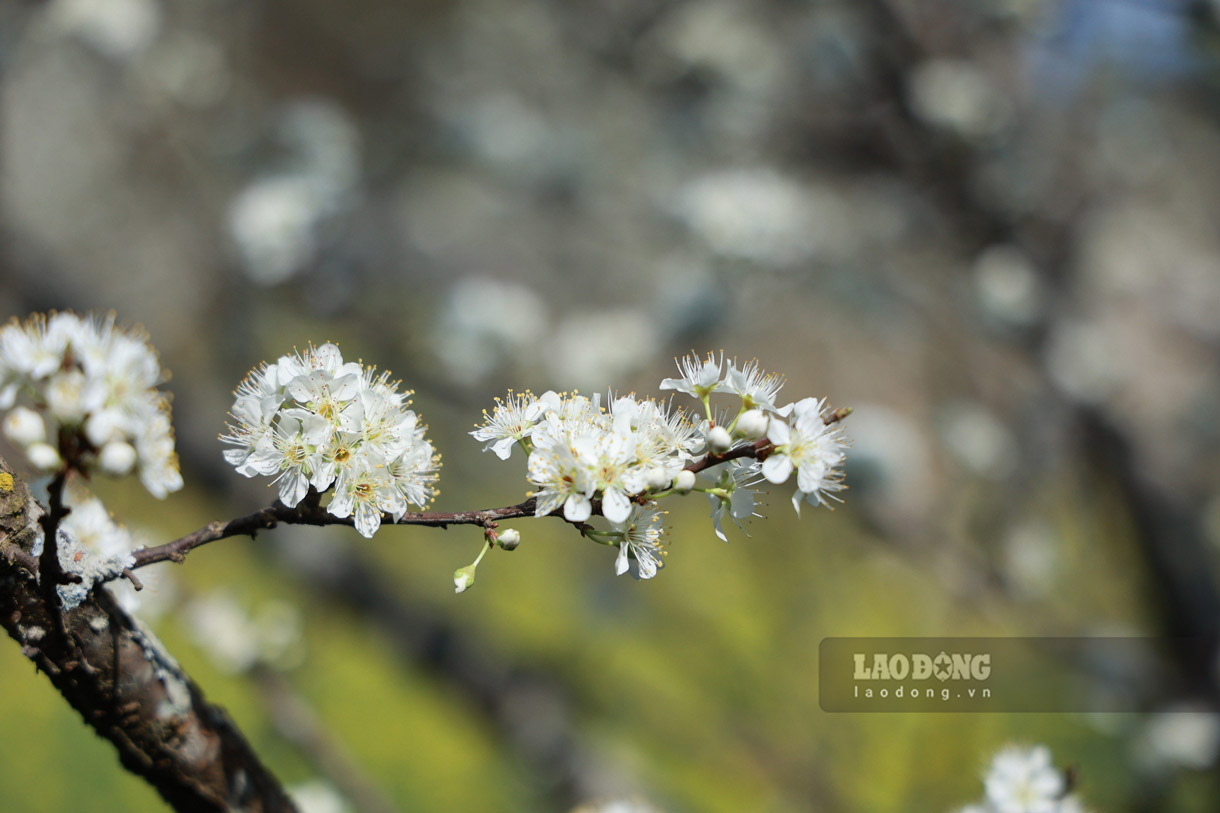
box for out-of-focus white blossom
[289,780,351,813]
[186,592,305,674]
[26,442,63,472]
[45,0,162,60]
[223,343,439,538]
[674,168,819,265]
[0,313,181,496]
[434,278,549,386]
[1137,707,1220,771]
[228,176,323,286]
[938,402,1017,481]
[546,309,659,392]
[98,440,137,475]
[908,59,1012,140]
[955,744,1088,813]
[228,101,361,285]
[975,246,1045,328]
[3,406,46,448]
[982,745,1066,813]
[56,480,139,610]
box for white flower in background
[289,780,351,813]
[471,390,545,459]
[26,443,63,471]
[1137,707,1220,771]
[0,313,182,497]
[186,592,305,674]
[955,744,1089,813]
[55,481,140,610]
[763,398,847,515]
[223,343,440,536]
[45,0,161,60]
[613,505,666,579]
[674,168,819,265]
[229,101,361,286]
[983,745,1065,813]
[3,406,46,447]
[433,277,549,386]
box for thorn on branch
[121,569,144,591]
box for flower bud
[644,467,672,491]
[46,370,88,424]
[453,565,476,593]
[99,441,137,475]
[674,470,696,493]
[707,425,732,452]
[496,528,521,551]
[735,409,768,440]
[3,406,46,447]
[27,442,63,472]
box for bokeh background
[4,0,1220,810]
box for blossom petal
[761,454,792,484]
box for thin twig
[121,437,794,576]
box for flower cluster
[956,745,1088,813]
[0,312,182,497]
[471,352,849,583]
[222,343,440,537]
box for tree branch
[0,456,297,812]
[126,436,796,574]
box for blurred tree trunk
[0,455,296,812]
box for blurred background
[4,0,1220,809]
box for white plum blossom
[707,461,766,542]
[471,390,546,459]
[763,397,848,515]
[720,359,788,414]
[660,351,724,400]
[613,505,666,579]
[0,312,182,497]
[515,391,698,524]
[472,352,849,580]
[223,343,440,537]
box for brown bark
[0,456,296,812]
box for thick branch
[0,456,296,812]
